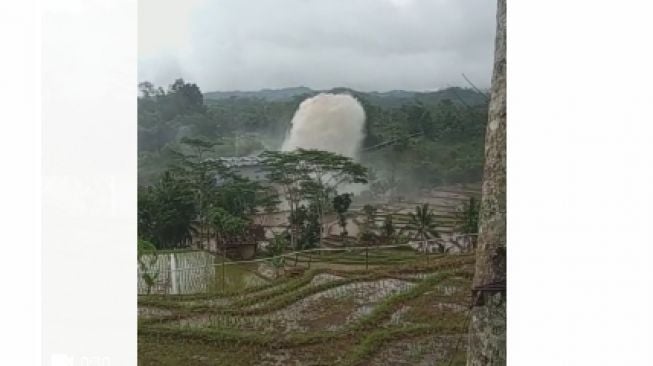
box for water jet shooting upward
[282,93,366,159]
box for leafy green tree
[289,204,320,250]
[295,149,367,243]
[208,207,248,246]
[261,149,368,246]
[166,78,206,117]
[138,171,197,249]
[140,132,279,251]
[211,176,279,246]
[215,176,264,218]
[173,113,221,140]
[138,81,157,98]
[260,150,306,248]
[406,203,441,253]
[137,79,209,155]
[332,193,352,237]
[177,137,220,161]
[168,137,230,247]
[401,101,433,137]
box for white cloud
[138,0,496,92]
[138,0,204,57]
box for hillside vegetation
[138,80,488,189]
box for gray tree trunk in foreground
[466,0,506,365]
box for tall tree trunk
[466,0,506,365]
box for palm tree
[406,203,441,255]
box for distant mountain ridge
[203,87,313,101]
[204,86,487,106]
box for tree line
[138,138,369,251]
[137,79,488,188]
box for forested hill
[138,80,488,188]
[203,86,313,101]
[203,86,487,107]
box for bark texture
[466,0,506,365]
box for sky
[138,0,496,92]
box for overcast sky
[139,0,496,92]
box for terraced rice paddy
[138,249,476,365]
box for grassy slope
[138,251,475,365]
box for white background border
[2,0,653,365]
[508,1,653,364]
[1,0,42,364]
[40,0,137,364]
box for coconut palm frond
[406,203,440,242]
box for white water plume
[281,93,366,159]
